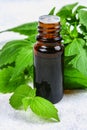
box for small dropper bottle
[33,15,64,103]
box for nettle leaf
[26,34,36,44]
[49,7,56,15]
[11,47,33,80]
[0,40,31,67]
[10,85,59,121]
[80,25,87,35]
[23,65,33,79]
[70,25,78,38]
[65,38,85,55]
[2,39,32,50]
[62,35,72,44]
[22,97,33,111]
[61,25,72,44]
[0,67,25,93]
[61,25,70,35]
[64,55,76,67]
[84,35,87,40]
[0,67,13,93]
[78,10,87,28]
[26,65,34,81]
[30,97,59,121]
[9,85,36,109]
[64,67,87,89]
[7,22,38,36]
[65,38,87,76]
[56,3,78,18]
[74,5,87,14]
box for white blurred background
[0,0,87,44]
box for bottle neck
[36,21,61,43]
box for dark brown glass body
[33,17,64,104]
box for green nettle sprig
[0,2,87,122]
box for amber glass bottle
[33,15,64,104]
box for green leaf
[26,34,36,44]
[11,47,33,80]
[9,85,36,109]
[30,96,59,121]
[0,67,13,93]
[49,7,56,15]
[64,55,76,67]
[65,38,85,56]
[70,25,78,38]
[0,40,30,67]
[78,10,87,28]
[6,22,38,36]
[22,97,33,111]
[74,5,87,14]
[3,39,33,50]
[65,38,87,76]
[60,24,72,44]
[79,25,87,35]
[64,67,87,89]
[62,35,72,44]
[56,3,78,18]
[10,84,59,121]
[84,35,87,40]
[0,67,25,93]
[77,5,87,11]
[27,65,34,81]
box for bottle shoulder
[34,42,64,54]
